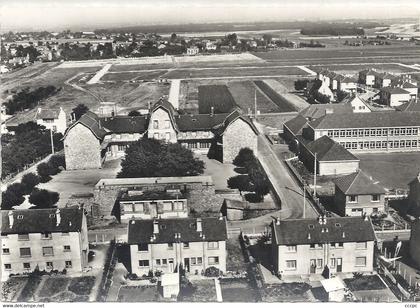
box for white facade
[36,107,67,134]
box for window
[208,242,219,249]
[183,242,189,249]
[168,243,174,250]
[355,257,367,267]
[20,247,31,257]
[309,243,315,249]
[139,260,150,267]
[153,120,159,129]
[208,257,219,265]
[330,242,337,248]
[348,195,358,203]
[338,242,344,248]
[23,263,31,269]
[286,260,297,269]
[165,132,171,141]
[316,259,323,269]
[162,259,167,265]
[18,233,29,241]
[118,144,126,152]
[65,261,72,268]
[286,245,297,252]
[197,257,203,265]
[371,195,380,202]
[42,247,54,256]
[356,242,367,250]
[330,258,336,268]
[138,243,148,251]
[2,248,10,254]
[4,264,11,270]
[191,257,197,265]
[153,133,159,139]
[164,120,170,129]
[46,262,53,269]
[156,259,161,266]
[63,245,71,252]
[41,232,52,239]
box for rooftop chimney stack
[56,209,61,226]
[308,233,311,240]
[153,220,159,234]
[210,106,214,116]
[276,217,280,225]
[8,211,14,228]
[196,218,202,232]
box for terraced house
[63,99,258,170]
[0,207,89,281]
[128,217,227,276]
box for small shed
[159,273,180,298]
[221,199,248,221]
[320,276,346,302]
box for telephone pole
[313,152,317,199]
[303,180,306,219]
[254,89,257,119]
[50,129,55,155]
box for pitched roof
[1,207,85,234]
[381,87,410,95]
[284,114,308,135]
[359,68,378,76]
[35,108,61,120]
[175,113,227,131]
[309,112,420,129]
[213,110,259,136]
[223,199,248,210]
[63,111,107,140]
[334,170,386,195]
[306,136,359,162]
[100,116,148,134]
[396,101,420,112]
[340,76,357,83]
[299,103,353,120]
[272,216,376,245]
[127,217,227,244]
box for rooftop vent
[308,224,314,229]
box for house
[334,170,386,216]
[374,73,395,88]
[63,99,259,170]
[394,81,418,100]
[0,65,9,74]
[409,219,420,269]
[337,76,357,93]
[128,217,227,276]
[186,46,199,56]
[379,87,411,107]
[118,189,188,222]
[408,173,420,215]
[341,94,372,113]
[359,69,378,87]
[35,107,67,134]
[298,135,360,176]
[0,208,89,281]
[205,42,217,51]
[271,216,376,277]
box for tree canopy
[72,104,89,121]
[118,138,204,178]
[29,189,59,208]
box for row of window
[153,120,171,129]
[285,256,366,270]
[12,232,69,240]
[8,246,72,257]
[139,256,219,267]
[4,261,72,271]
[184,141,212,149]
[307,242,367,249]
[348,195,380,203]
[137,241,219,251]
[338,140,420,150]
[123,201,185,214]
[326,127,419,138]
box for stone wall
[222,118,258,163]
[64,123,102,170]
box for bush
[29,189,59,208]
[48,154,66,171]
[21,172,40,194]
[232,148,256,168]
[128,110,141,116]
[227,175,252,194]
[37,162,53,182]
[204,266,222,277]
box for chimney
[210,106,214,116]
[342,231,346,238]
[56,209,61,226]
[218,212,223,220]
[276,217,280,225]
[153,220,159,234]
[8,211,14,228]
[196,218,202,232]
[307,233,311,240]
[322,215,327,225]
[318,216,323,225]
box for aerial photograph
[1,0,420,305]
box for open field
[109,63,175,71]
[100,71,166,82]
[198,84,236,114]
[357,152,420,189]
[309,63,420,74]
[254,80,297,112]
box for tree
[37,162,53,182]
[48,154,66,171]
[249,167,270,201]
[232,148,256,168]
[227,175,252,195]
[128,110,141,116]
[170,33,177,42]
[1,183,25,210]
[72,104,89,121]
[21,173,40,195]
[336,90,348,103]
[29,189,59,208]
[294,79,309,91]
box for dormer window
[17,215,24,219]
[42,232,52,239]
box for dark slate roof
[381,87,410,95]
[284,114,308,135]
[299,103,352,120]
[306,136,359,162]
[213,110,259,136]
[272,216,376,245]
[100,116,148,134]
[175,114,227,131]
[396,101,420,112]
[377,72,396,80]
[120,190,186,202]
[309,112,420,129]
[63,111,107,141]
[340,76,357,83]
[35,108,61,120]
[1,208,84,235]
[127,217,227,244]
[334,170,386,195]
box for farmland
[198,85,236,114]
[100,71,165,82]
[308,63,420,75]
[254,80,297,112]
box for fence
[96,239,117,302]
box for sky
[1,0,420,31]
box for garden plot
[220,278,260,302]
[36,276,96,302]
[198,85,236,114]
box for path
[214,278,223,302]
[87,64,112,84]
[168,79,181,109]
[297,65,317,76]
[64,72,102,102]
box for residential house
[338,76,357,93]
[271,216,376,277]
[186,46,199,56]
[318,81,335,101]
[1,208,89,281]
[334,170,386,216]
[35,107,67,134]
[379,87,411,107]
[128,217,227,276]
[374,73,395,88]
[359,69,378,87]
[409,219,420,269]
[394,81,418,100]
[341,94,372,113]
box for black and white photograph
[0,0,420,305]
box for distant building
[128,217,227,276]
[358,69,377,87]
[186,46,199,56]
[318,81,335,101]
[409,219,420,269]
[338,76,357,93]
[35,107,67,134]
[1,208,89,281]
[341,94,372,113]
[334,170,386,216]
[271,216,376,277]
[379,87,411,107]
[374,73,395,88]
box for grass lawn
[38,277,71,298]
[254,80,297,112]
[1,277,28,302]
[178,279,217,302]
[198,84,236,114]
[35,276,97,302]
[261,283,311,302]
[357,152,420,189]
[117,285,161,302]
[68,276,96,296]
[220,278,260,302]
[17,275,43,302]
[344,275,386,291]
[226,237,248,272]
